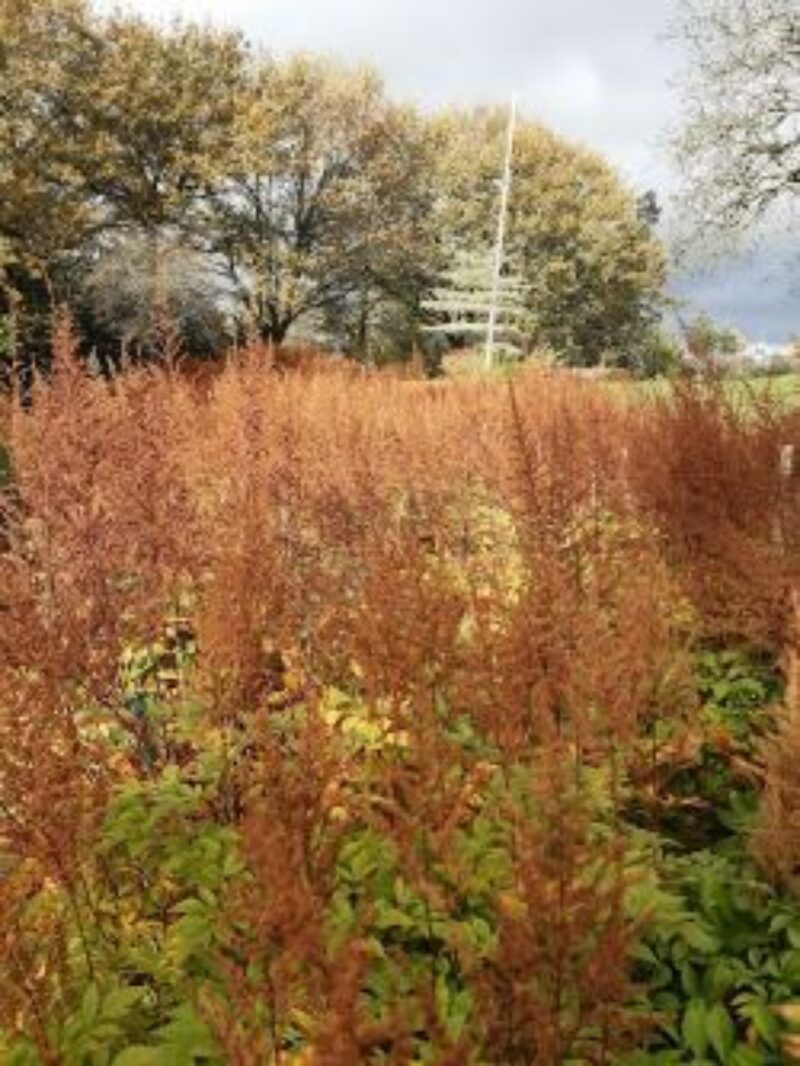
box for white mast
[485,95,517,370]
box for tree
[684,311,744,361]
[432,108,667,366]
[0,1,98,299]
[80,235,232,365]
[0,0,105,382]
[672,0,799,242]
[206,56,438,347]
[67,15,250,358]
[422,247,532,360]
[0,8,667,370]
[0,3,251,361]
[61,14,250,236]
[637,190,662,228]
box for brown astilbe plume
[192,441,278,724]
[4,316,202,700]
[455,375,689,767]
[343,512,469,705]
[0,319,210,1042]
[289,500,482,1058]
[204,698,362,1061]
[0,670,111,1054]
[752,594,800,895]
[471,745,640,1066]
[630,379,800,646]
[427,380,680,1062]
[302,374,668,1062]
[5,333,786,1060]
[340,542,484,1049]
[0,322,123,1041]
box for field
[1,336,800,1065]
[622,374,800,411]
[444,352,800,412]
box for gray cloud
[95,0,798,341]
[674,245,799,343]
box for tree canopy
[672,0,799,244]
[432,109,666,366]
[206,56,438,346]
[0,0,668,368]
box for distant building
[741,341,792,364]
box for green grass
[442,350,800,410]
[605,372,800,411]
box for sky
[95,0,797,343]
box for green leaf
[682,999,709,1059]
[729,1046,766,1066]
[680,961,700,997]
[682,923,720,954]
[101,987,142,1022]
[154,1005,218,1061]
[374,903,416,932]
[5,1044,46,1066]
[745,1002,779,1050]
[787,920,800,949]
[81,984,101,1026]
[113,1049,163,1066]
[706,1003,735,1062]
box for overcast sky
[96,0,797,342]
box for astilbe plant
[753,593,800,896]
[472,746,638,1066]
[630,379,800,647]
[0,333,798,1062]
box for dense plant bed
[1,334,799,1063]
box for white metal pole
[485,95,517,371]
